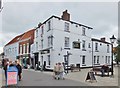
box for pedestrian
[58,62,65,80]
[62,62,67,74]
[53,63,59,79]
[3,61,9,80]
[15,60,22,81]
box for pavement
[0,66,119,87]
[34,66,119,86]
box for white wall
[34,16,112,69]
[4,42,18,61]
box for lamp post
[110,35,116,76]
[66,51,72,73]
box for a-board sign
[7,66,18,86]
[85,71,97,82]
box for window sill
[64,30,70,33]
[82,64,86,66]
[94,63,100,65]
[64,47,70,50]
[95,50,99,52]
[82,49,86,51]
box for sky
[0,0,118,53]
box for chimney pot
[61,10,70,21]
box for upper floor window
[41,39,43,48]
[36,42,38,50]
[27,43,29,54]
[82,40,86,50]
[48,36,53,47]
[95,43,98,51]
[88,43,91,48]
[64,22,69,32]
[107,45,110,53]
[48,21,51,31]
[20,45,22,54]
[64,37,69,47]
[82,27,86,35]
[94,56,96,64]
[36,29,38,38]
[41,26,44,35]
[23,44,26,54]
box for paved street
[0,66,119,87]
[1,69,88,86]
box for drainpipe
[92,40,94,69]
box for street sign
[6,66,18,86]
[85,71,97,83]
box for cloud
[0,2,118,53]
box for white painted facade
[3,42,19,61]
[92,39,112,67]
[34,15,112,70]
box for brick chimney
[100,37,106,42]
[61,10,70,21]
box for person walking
[53,63,59,79]
[15,60,22,81]
[3,61,9,80]
[58,62,65,80]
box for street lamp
[66,51,72,73]
[110,35,116,76]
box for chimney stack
[100,37,106,42]
[61,10,70,21]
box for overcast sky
[0,1,118,53]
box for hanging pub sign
[73,41,80,49]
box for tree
[114,39,120,63]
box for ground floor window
[82,55,86,65]
[48,55,50,66]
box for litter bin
[6,66,18,86]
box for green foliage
[114,39,120,62]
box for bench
[92,67,112,76]
[70,64,81,72]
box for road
[1,69,88,87]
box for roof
[91,38,111,44]
[5,33,24,46]
[20,29,35,40]
[5,29,35,46]
[38,15,93,29]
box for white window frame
[82,40,86,50]
[27,43,29,54]
[82,27,86,35]
[64,22,69,32]
[20,45,22,54]
[97,56,99,64]
[65,37,69,47]
[107,44,110,53]
[23,44,25,54]
[95,43,98,51]
[82,56,86,65]
[48,55,50,66]
[48,21,51,31]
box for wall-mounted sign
[73,42,80,49]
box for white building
[3,34,23,61]
[33,10,112,70]
[92,38,112,67]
